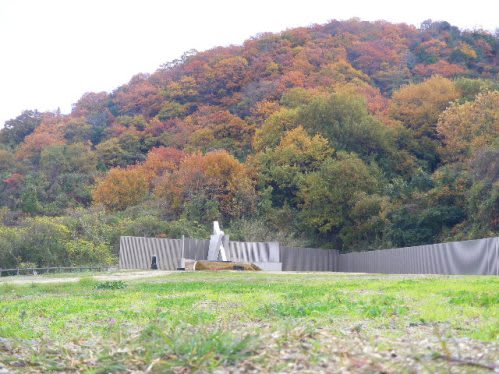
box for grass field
[0,272,498,373]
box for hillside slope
[0,19,497,267]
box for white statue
[207,221,228,261]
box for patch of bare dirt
[0,270,173,285]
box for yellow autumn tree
[390,76,460,138]
[437,91,499,162]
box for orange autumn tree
[141,146,186,179]
[92,166,149,211]
[93,146,186,211]
[15,122,65,164]
[155,150,256,222]
[413,60,466,78]
[112,74,164,118]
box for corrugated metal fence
[227,241,279,263]
[119,236,498,275]
[119,236,212,270]
[119,237,281,270]
[119,236,182,270]
[339,237,498,275]
[280,246,339,271]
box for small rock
[12,361,28,367]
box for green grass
[0,272,497,373]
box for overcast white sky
[0,0,497,126]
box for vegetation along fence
[120,235,498,275]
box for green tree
[256,127,332,208]
[63,118,94,144]
[39,143,98,209]
[0,110,42,148]
[464,148,499,238]
[454,78,499,103]
[20,176,42,214]
[66,240,114,265]
[95,134,147,169]
[298,92,408,176]
[385,164,469,247]
[298,152,381,249]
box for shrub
[94,280,127,290]
[17,217,71,267]
[66,240,115,266]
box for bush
[66,240,115,266]
[120,215,169,238]
[0,213,117,268]
[227,218,308,247]
[94,280,127,290]
[165,218,210,239]
[17,217,71,267]
[0,226,20,268]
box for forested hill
[0,19,498,267]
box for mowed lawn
[0,272,497,373]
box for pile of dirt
[194,261,261,271]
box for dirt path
[0,270,173,285]
[1,270,451,286]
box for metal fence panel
[337,237,498,275]
[119,236,182,270]
[119,237,281,270]
[184,238,210,260]
[280,247,339,271]
[227,241,280,263]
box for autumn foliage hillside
[0,19,497,267]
